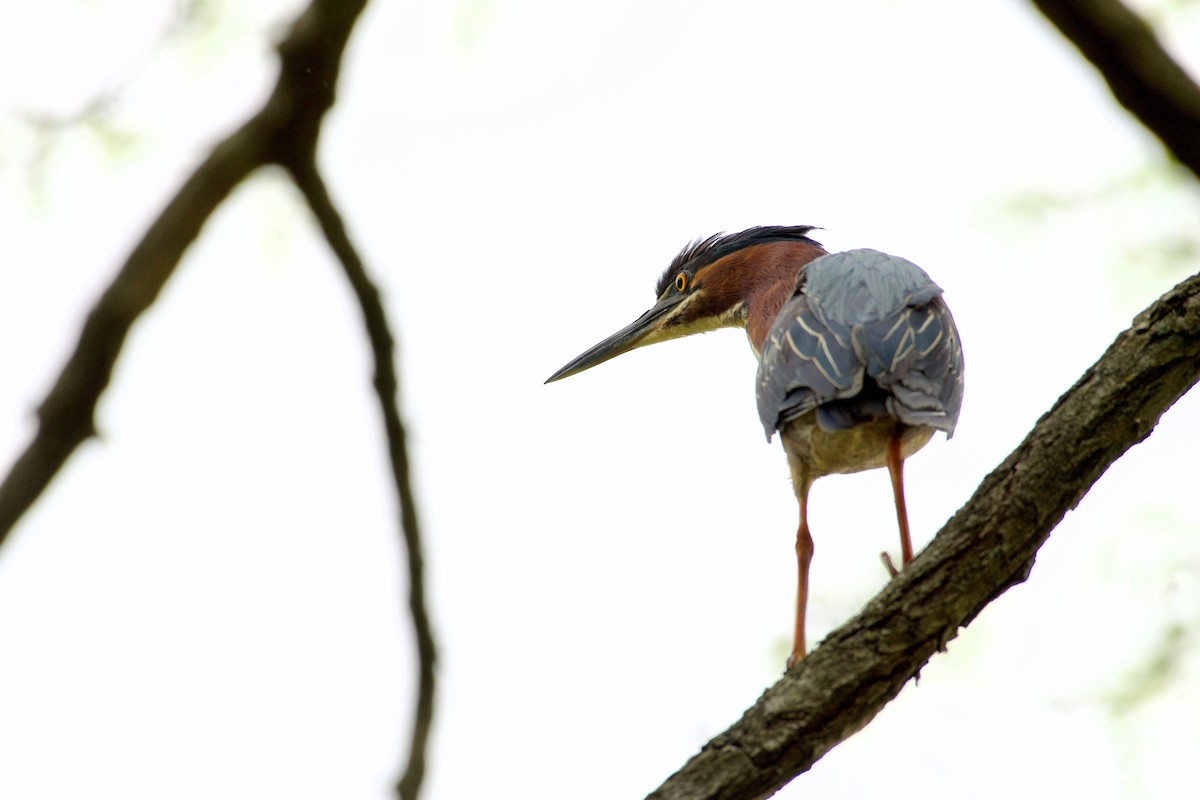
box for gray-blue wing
[755,249,964,440]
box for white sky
[1,1,1200,798]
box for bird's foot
[880,551,900,578]
[786,651,804,670]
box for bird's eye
[675,273,688,293]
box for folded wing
[756,249,964,440]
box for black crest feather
[655,226,823,297]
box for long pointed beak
[545,295,684,383]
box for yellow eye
[675,272,688,293]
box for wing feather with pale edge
[755,249,964,440]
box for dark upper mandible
[755,248,964,440]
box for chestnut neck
[742,241,828,355]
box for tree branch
[0,0,367,544]
[648,269,1200,798]
[285,156,437,800]
[0,2,439,798]
[1027,0,1200,180]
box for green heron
[546,226,963,667]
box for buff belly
[779,412,934,482]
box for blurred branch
[0,1,439,798]
[286,156,437,800]
[1027,0,1200,180]
[648,268,1200,798]
[0,0,364,551]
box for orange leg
[788,476,814,669]
[881,432,913,578]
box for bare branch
[0,0,369,544]
[0,3,440,799]
[648,268,1200,798]
[286,156,437,800]
[1027,0,1200,180]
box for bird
[545,226,963,667]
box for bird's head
[546,226,826,382]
